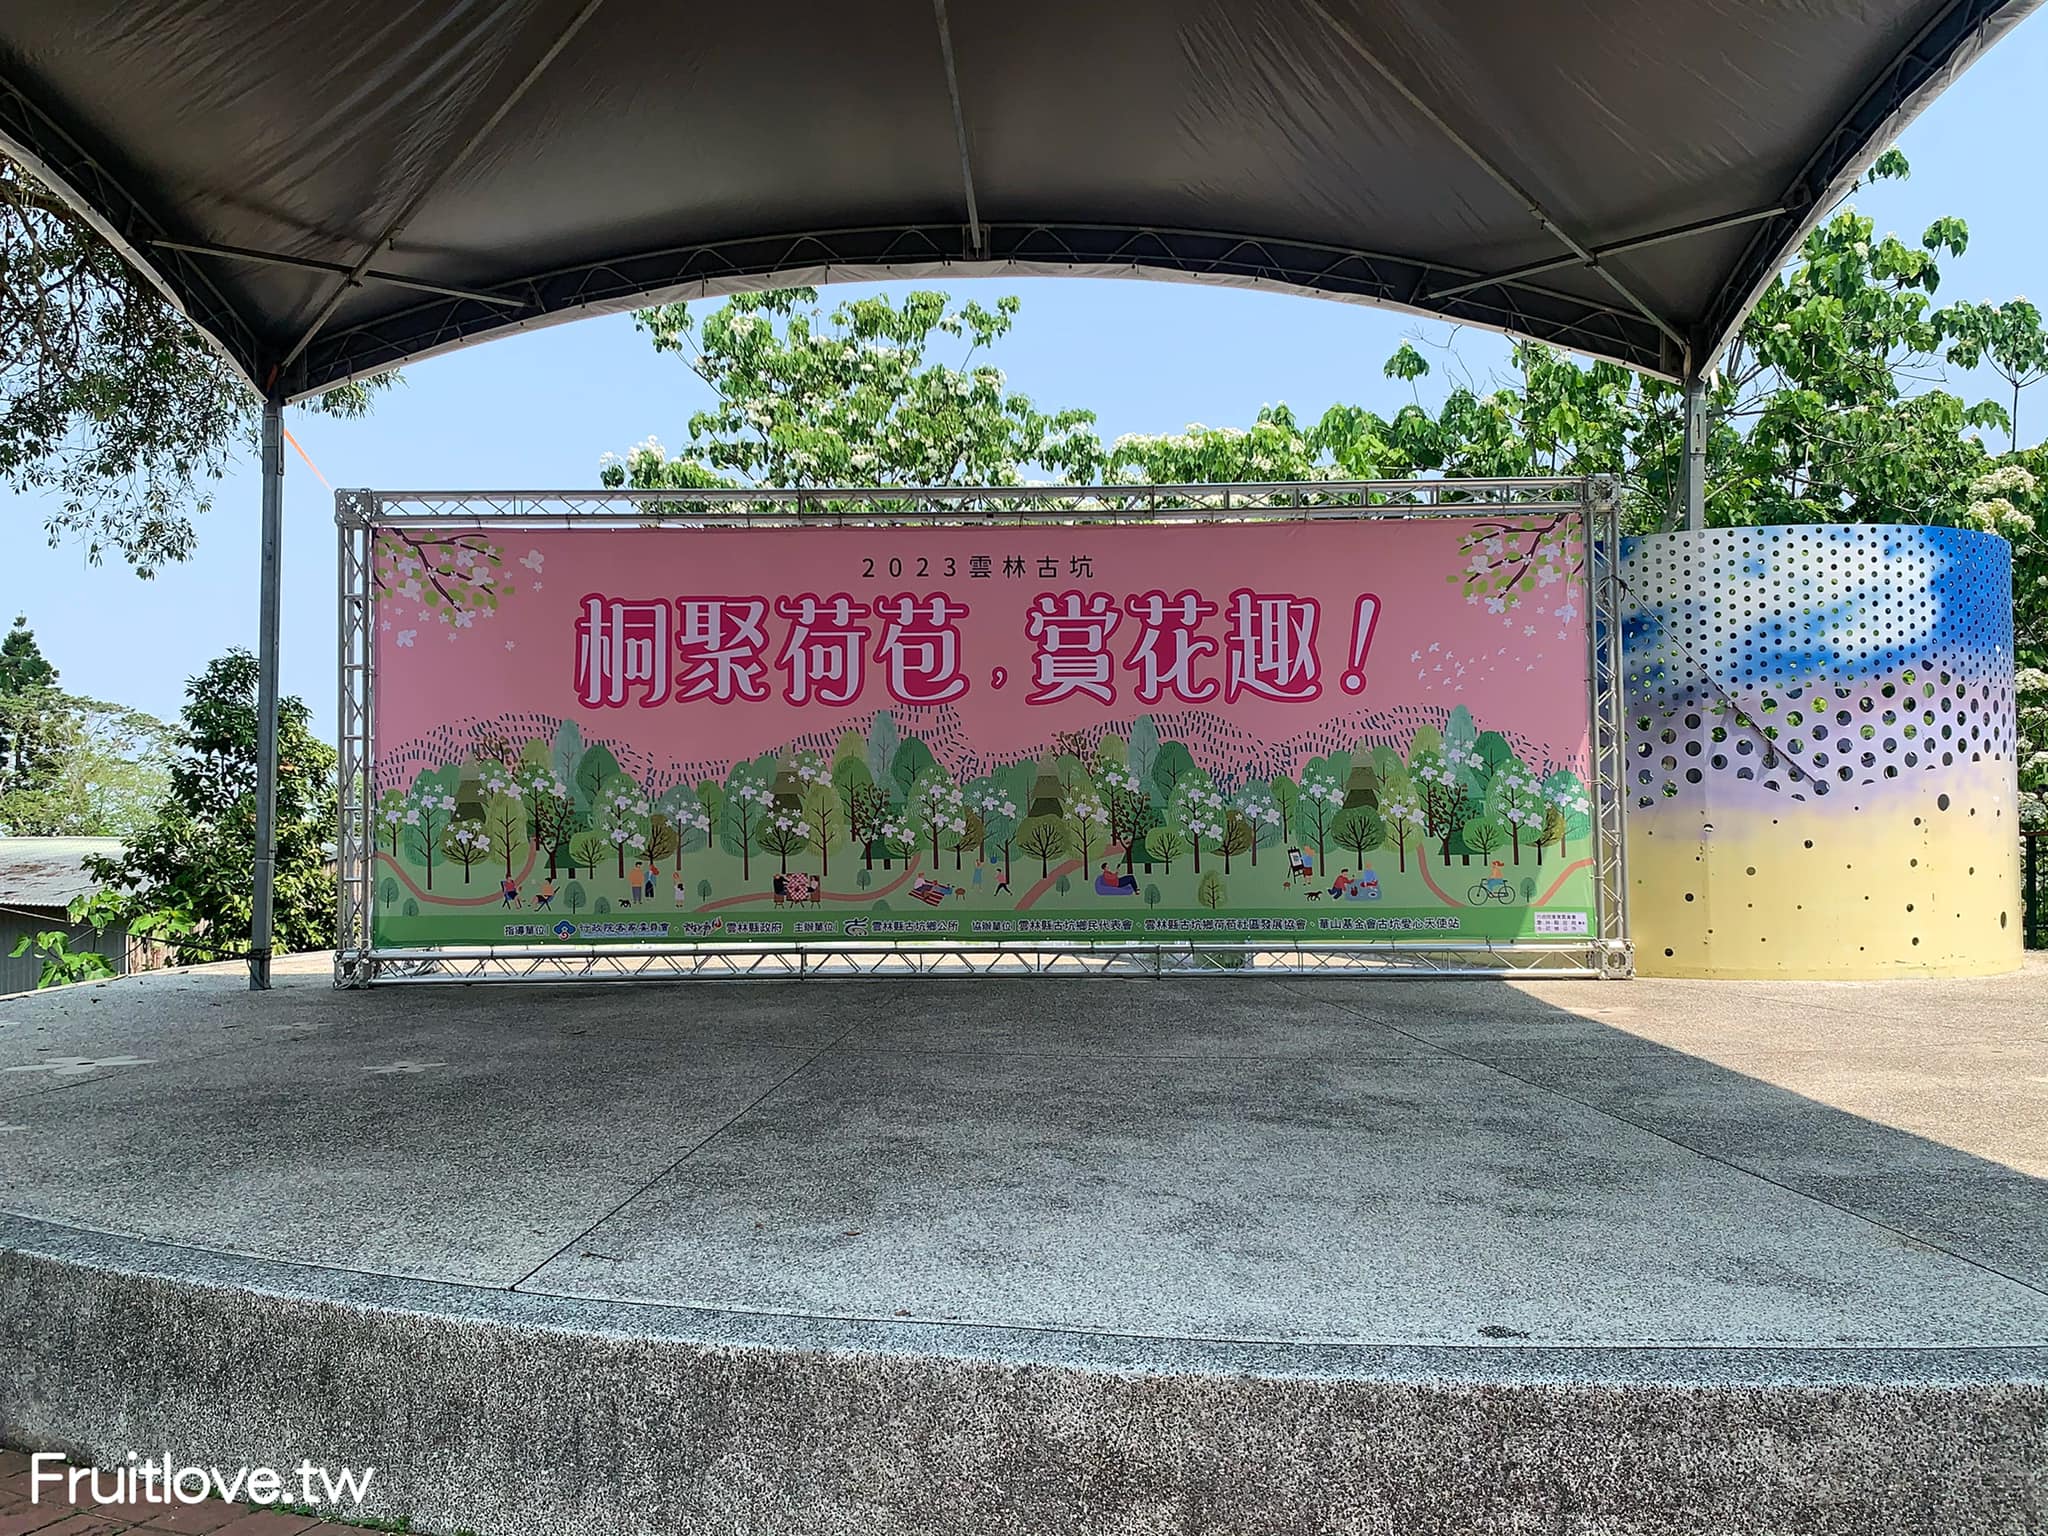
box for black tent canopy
[1,0,2033,988]
[1,0,2036,398]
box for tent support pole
[250,394,284,990]
[1682,372,1707,532]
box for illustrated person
[645,864,658,902]
[994,867,1012,895]
[1096,861,1136,894]
[535,877,555,910]
[972,859,985,888]
[675,874,689,906]
[501,875,519,909]
[628,862,645,905]
[1331,868,1353,898]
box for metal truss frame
[336,477,1633,986]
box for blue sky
[3,13,2042,735]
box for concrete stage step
[2,958,2045,1533]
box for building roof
[0,838,123,912]
[1,0,2036,395]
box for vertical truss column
[335,492,376,987]
[1587,477,1634,977]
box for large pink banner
[369,514,1596,947]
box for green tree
[604,288,1105,490]
[1196,871,1227,911]
[1144,825,1188,873]
[2,156,390,572]
[564,880,587,914]
[86,650,336,963]
[1331,806,1386,869]
[1017,814,1068,878]
[0,691,173,836]
[1143,883,1162,909]
[441,817,488,884]
[1463,818,1509,864]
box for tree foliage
[1,154,391,573]
[86,650,336,962]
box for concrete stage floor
[3,957,2045,1534]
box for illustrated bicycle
[1467,878,1516,905]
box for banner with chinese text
[369,515,1595,948]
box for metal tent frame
[336,476,1632,985]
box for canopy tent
[2,0,2037,397]
[1,0,2035,986]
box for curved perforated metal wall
[1620,525,2020,977]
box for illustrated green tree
[802,782,843,876]
[890,736,939,800]
[2,155,390,573]
[1542,771,1592,857]
[1143,883,1162,909]
[1099,763,1153,874]
[404,774,457,891]
[908,766,966,869]
[1066,787,1108,871]
[758,808,810,876]
[86,649,336,963]
[564,881,587,914]
[1488,760,1546,865]
[520,759,580,880]
[1463,818,1509,866]
[1233,785,1279,868]
[1410,747,1471,864]
[866,710,900,787]
[1144,825,1188,873]
[1296,766,1345,870]
[838,766,893,870]
[593,773,648,877]
[605,287,1107,492]
[568,829,609,878]
[477,763,526,878]
[1270,774,1299,846]
[721,766,772,881]
[1196,871,1227,911]
[1149,741,1196,803]
[1127,716,1161,795]
[441,818,488,885]
[645,811,681,872]
[1215,809,1254,875]
[968,778,1020,882]
[1378,786,1423,873]
[374,787,409,857]
[1170,775,1226,875]
[1017,814,1069,878]
[1331,806,1387,870]
[657,787,714,878]
[947,809,983,872]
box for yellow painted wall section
[1630,765,2022,978]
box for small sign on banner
[1533,911,1591,935]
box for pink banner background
[372,516,1589,781]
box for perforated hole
[1620,525,2015,802]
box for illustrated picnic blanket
[910,878,953,907]
[784,873,816,904]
